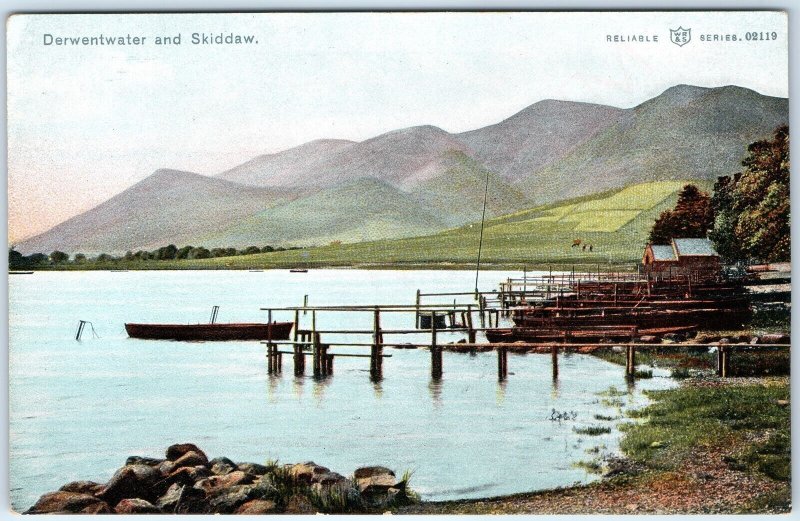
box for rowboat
[125,321,293,341]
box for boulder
[58,480,104,495]
[235,499,278,514]
[114,498,161,514]
[157,460,176,476]
[80,501,113,514]
[207,484,256,513]
[96,464,160,506]
[25,491,109,514]
[173,450,209,468]
[356,473,399,494]
[156,483,206,514]
[313,471,346,486]
[166,443,208,463]
[237,462,269,475]
[286,462,330,483]
[638,335,659,344]
[353,466,395,480]
[194,470,255,495]
[209,457,238,476]
[284,493,316,514]
[760,333,790,344]
[125,456,164,467]
[165,465,211,487]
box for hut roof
[650,245,677,261]
[673,238,718,257]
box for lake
[8,269,675,511]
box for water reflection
[428,378,443,408]
[371,378,383,399]
[292,375,305,399]
[551,374,560,399]
[496,379,506,405]
[267,374,281,402]
[312,375,331,405]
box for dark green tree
[50,251,69,264]
[709,125,789,263]
[648,184,713,243]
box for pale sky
[6,11,788,243]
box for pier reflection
[496,379,507,405]
[428,378,443,408]
[371,378,384,399]
[267,374,281,402]
[292,375,305,399]
[312,375,331,404]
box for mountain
[518,85,788,204]
[19,84,788,255]
[456,99,624,183]
[199,177,447,247]
[217,139,356,188]
[16,169,297,254]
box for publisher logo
[670,27,691,46]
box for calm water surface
[9,270,675,511]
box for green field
[77,180,703,271]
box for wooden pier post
[717,345,730,377]
[551,345,559,380]
[466,305,476,343]
[626,345,636,377]
[303,295,309,315]
[293,310,300,344]
[371,307,383,380]
[75,320,87,341]
[478,296,486,328]
[293,343,305,376]
[415,289,421,329]
[431,311,442,379]
[497,347,508,380]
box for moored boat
[125,321,293,341]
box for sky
[6,11,789,243]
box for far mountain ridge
[17,84,788,255]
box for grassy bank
[398,377,791,514]
[17,181,699,271]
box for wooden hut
[642,238,721,279]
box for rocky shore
[25,443,411,514]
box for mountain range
[16,84,788,255]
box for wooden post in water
[293,343,305,376]
[466,305,476,343]
[267,309,274,374]
[75,320,87,341]
[293,310,300,344]
[326,354,334,375]
[551,345,558,380]
[626,345,636,377]
[478,295,486,328]
[415,289,421,329]
[303,295,309,315]
[497,347,508,380]
[371,307,383,380]
[431,311,442,379]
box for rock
[611,345,624,353]
[353,466,395,480]
[125,456,164,467]
[25,491,109,514]
[626,503,639,511]
[286,462,330,483]
[194,470,255,495]
[209,456,237,474]
[207,484,256,513]
[114,498,161,514]
[718,337,731,345]
[166,443,208,463]
[313,471,346,485]
[166,465,212,487]
[776,399,790,406]
[760,333,790,344]
[174,450,209,468]
[638,335,658,344]
[156,483,206,514]
[237,462,269,475]
[357,473,399,494]
[80,501,113,514]
[157,460,176,476]
[661,339,676,345]
[58,480,104,495]
[649,441,664,448]
[235,499,278,514]
[96,464,160,506]
[285,494,316,514]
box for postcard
[6,11,790,515]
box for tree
[9,248,25,268]
[241,246,261,256]
[648,184,713,243]
[74,253,87,264]
[188,247,211,260]
[709,125,789,263]
[50,251,69,264]
[155,244,178,260]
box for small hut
[642,238,721,279]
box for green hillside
[197,177,447,247]
[171,180,702,270]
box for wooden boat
[125,321,293,341]
[289,268,308,273]
[485,324,698,344]
[9,271,34,275]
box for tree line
[648,125,789,264]
[9,244,301,269]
